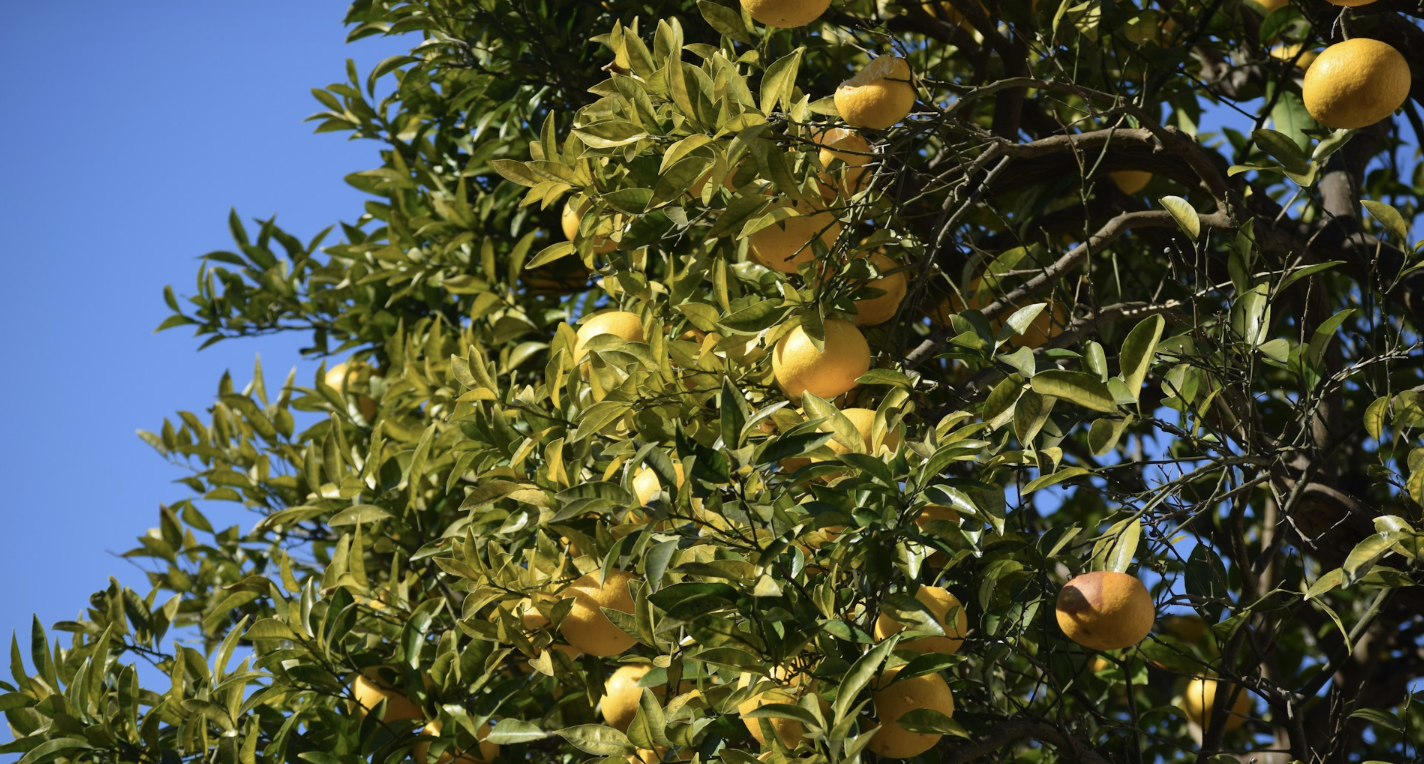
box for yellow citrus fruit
[1183,677,1251,732]
[688,163,744,199]
[1268,43,1317,70]
[851,252,908,326]
[873,585,969,654]
[827,407,901,456]
[1055,571,1155,651]
[739,0,831,27]
[868,665,955,758]
[559,569,639,656]
[1090,655,1113,673]
[815,128,874,199]
[1161,614,1210,644]
[1303,39,1411,129]
[738,681,806,748]
[914,505,959,530]
[1246,0,1289,12]
[748,200,842,274]
[325,362,380,421]
[943,279,1069,349]
[634,462,684,506]
[1110,170,1152,195]
[835,57,916,130]
[414,720,497,764]
[352,667,424,722]
[573,311,645,370]
[602,664,653,731]
[780,407,901,474]
[518,597,551,630]
[772,318,871,401]
[562,198,618,254]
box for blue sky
[0,3,408,737]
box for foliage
[7,1,1424,763]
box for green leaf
[1407,448,1424,507]
[983,374,1026,430]
[1343,534,1394,585]
[486,719,547,745]
[1030,371,1117,413]
[1013,390,1055,445]
[760,48,804,116]
[602,188,654,215]
[574,121,648,149]
[1232,283,1272,347]
[1252,128,1309,174]
[719,299,787,334]
[16,738,93,764]
[893,708,967,737]
[1305,568,1343,600]
[1307,308,1354,367]
[1362,200,1410,243]
[1023,466,1091,495]
[1088,416,1133,456]
[491,159,541,188]
[627,689,671,750]
[997,345,1037,378]
[1084,341,1108,381]
[555,725,634,756]
[1159,196,1201,240]
[697,0,754,44]
[329,504,393,526]
[831,636,898,724]
[243,619,298,641]
[1118,314,1164,401]
[1276,260,1344,293]
[1364,396,1389,441]
[855,369,914,389]
[1092,518,1141,573]
[526,241,574,270]
[1269,85,1318,151]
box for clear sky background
[0,4,408,745]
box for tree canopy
[6,1,1424,764]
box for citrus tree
[6,0,1424,763]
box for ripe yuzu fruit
[851,252,908,326]
[814,128,874,199]
[748,200,842,274]
[562,198,618,254]
[835,57,916,130]
[738,683,806,749]
[942,278,1069,349]
[352,667,425,722]
[772,318,871,401]
[1183,676,1251,732]
[559,569,639,656]
[602,664,653,731]
[573,311,645,371]
[413,720,498,764]
[873,585,969,654]
[326,362,380,421]
[1110,170,1152,195]
[633,462,684,506]
[868,666,955,758]
[1302,39,1411,129]
[914,505,960,530]
[740,0,832,27]
[1055,571,1155,651]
